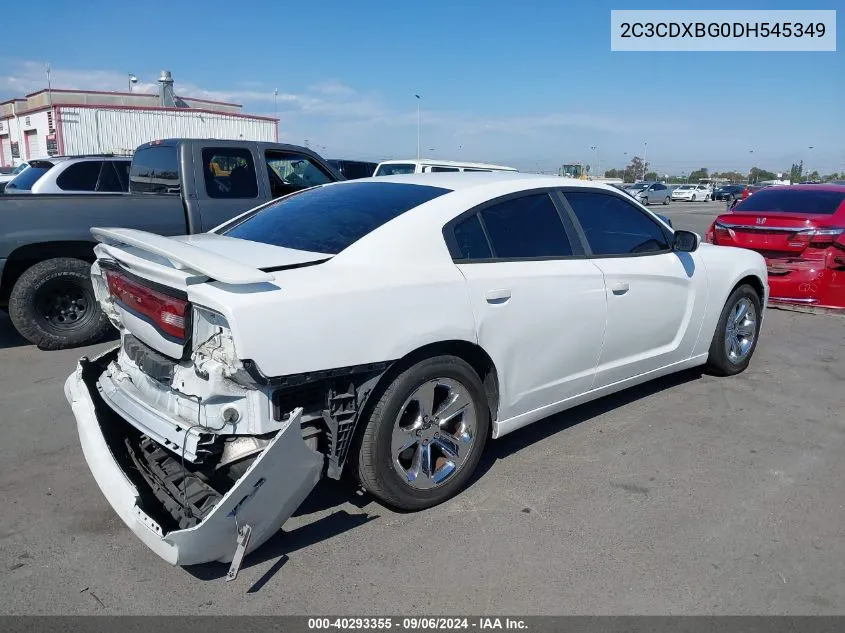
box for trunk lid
[90,228,330,358]
[713,213,835,258]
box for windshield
[630,183,649,190]
[5,165,52,191]
[222,181,451,254]
[677,185,693,190]
[733,189,845,215]
[374,163,416,176]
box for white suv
[4,155,131,194]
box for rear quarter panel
[189,261,479,378]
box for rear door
[560,188,706,386]
[448,190,607,421]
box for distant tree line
[596,157,840,184]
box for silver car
[626,181,671,206]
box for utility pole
[414,94,421,160]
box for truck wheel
[354,355,490,511]
[8,258,113,350]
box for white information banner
[611,10,836,51]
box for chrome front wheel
[391,378,477,490]
[724,297,757,364]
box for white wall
[0,110,51,165]
[58,107,276,155]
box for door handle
[611,282,630,295]
[485,288,511,304]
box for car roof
[752,184,845,193]
[376,158,518,170]
[351,171,629,193]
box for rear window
[5,165,52,191]
[375,163,416,176]
[222,181,451,254]
[129,145,181,194]
[734,189,845,215]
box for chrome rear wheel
[391,378,477,490]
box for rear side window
[453,215,493,259]
[222,181,451,254]
[5,165,51,190]
[129,146,180,194]
[479,193,573,258]
[564,191,670,256]
[57,161,103,191]
[203,148,258,199]
[429,166,460,172]
[734,189,845,215]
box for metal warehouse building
[0,71,277,166]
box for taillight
[788,227,844,249]
[105,270,188,340]
[710,221,730,243]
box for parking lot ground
[1,299,844,615]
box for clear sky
[0,0,842,176]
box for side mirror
[673,229,700,253]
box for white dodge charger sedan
[65,172,768,570]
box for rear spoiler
[91,228,274,285]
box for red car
[705,185,845,310]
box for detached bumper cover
[64,347,323,566]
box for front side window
[222,181,450,254]
[96,161,130,192]
[564,190,670,256]
[129,145,180,194]
[56,161,103,191]
[479,193,573,258]
[265,152,333,198]
[203,148,258,199]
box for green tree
[748,167,777,183]
[789,161,803,183]
[604,168,624,179]
[808,170,820,182]
[644,171,658,181]
[713,171,744,182]
[687,167,709,182]
[624,156,648,182]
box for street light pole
[642,141,648,180]
[415,94,421,160]
[808,146,815,181]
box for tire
[663,196,670,205]
[641,197,649,206]
[691,194,697,202]
[705,194,711,201]
[354,354,490,511]
[8,258,112,350]
[705,284,763,376]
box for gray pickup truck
[0,138,342,349]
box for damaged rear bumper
[64,346,323,566]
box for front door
[559,188,706,387]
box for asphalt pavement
[1,200,844,615]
